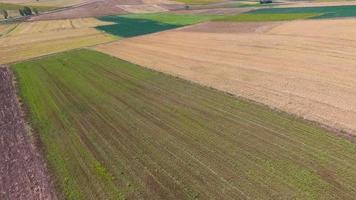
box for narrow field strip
[12,49,356,200]
[0,67,57,200]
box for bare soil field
[0,67,57,200]
[29,0,128,21]
[96,19,356,135]
[0,18,115,64]
[30,0,183,21]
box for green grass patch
[96,13,220,37]
[216,13,320,22]
[249,5,356,19]
[12,49,356,200]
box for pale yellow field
[96,19,356,135]
[0,23,17,36]
[0,18,115,64]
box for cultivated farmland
[96,13,220,37]
[12,49,356,200]
[96,18,356,135]
[0,18,115,64]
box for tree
[19,9,25,16]
[33,8,39,15]
[23,6,32,16]
[1,10,8,19]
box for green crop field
[249,5,356,19]
[96,13,220,37]
[216,13,319,22]
[13,49,356,200]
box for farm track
[0,67,57,200]
[12,49,356,200]
[96,19,356,135]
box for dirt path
[0,67,57,200]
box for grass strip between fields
[249,5,356,19]
[215,13,320,22]
[12,49,356,200]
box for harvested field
[0,67,57,200]
[13,49,356,200]
[0,23,17,36]
[0,18,115,64]
[116,4,168,13]
[96,18,356,135]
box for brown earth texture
[96,19,356,136]
[0,67,57,200]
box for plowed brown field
[96,19,356,135]
[0,67,57,200]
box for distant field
[96,13,219,37]
[0,2,55,10]
[174,0,223,4]
[0,0,87,7]
[216,13,319,22]
[250,5,356,19]
[0,18,115,64]
[13,49,356,200]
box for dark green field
[96,13,219,37]
[249,5,356,19]
[13,49,356,200]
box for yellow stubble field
[95,18,356,135]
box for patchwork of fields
[2,0,356,199]
[0,18,115,64]
[13,49,356,200]
[96,18,356,135]
[97,13,219,37]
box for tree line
[1,6,39,20]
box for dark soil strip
[0,67,57,200]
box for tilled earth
[0,67,57,200]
